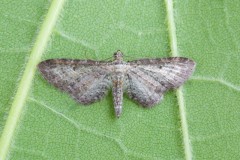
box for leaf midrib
[165,0,193,159]
[0,0,66,159]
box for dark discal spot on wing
[38,59,112,105]
[38,53,196,117]
[128,57,196,74]
[125,57,196,107]
[128,57,195,64]
[128,57,196,84]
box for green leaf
[0,0,240,159]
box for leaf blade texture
[0,0,240,159]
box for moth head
[114,50,124,61]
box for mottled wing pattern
[125,74,164,107]
[38,59,112,104]
[126,57,196,107]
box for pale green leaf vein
[55,29,97,50]
[29,97,156,159]
[0,0,66,159]
[191,76,240,91]
[165,0,193,159]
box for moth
[38,50,196,118]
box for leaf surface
[0,0,239,159]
